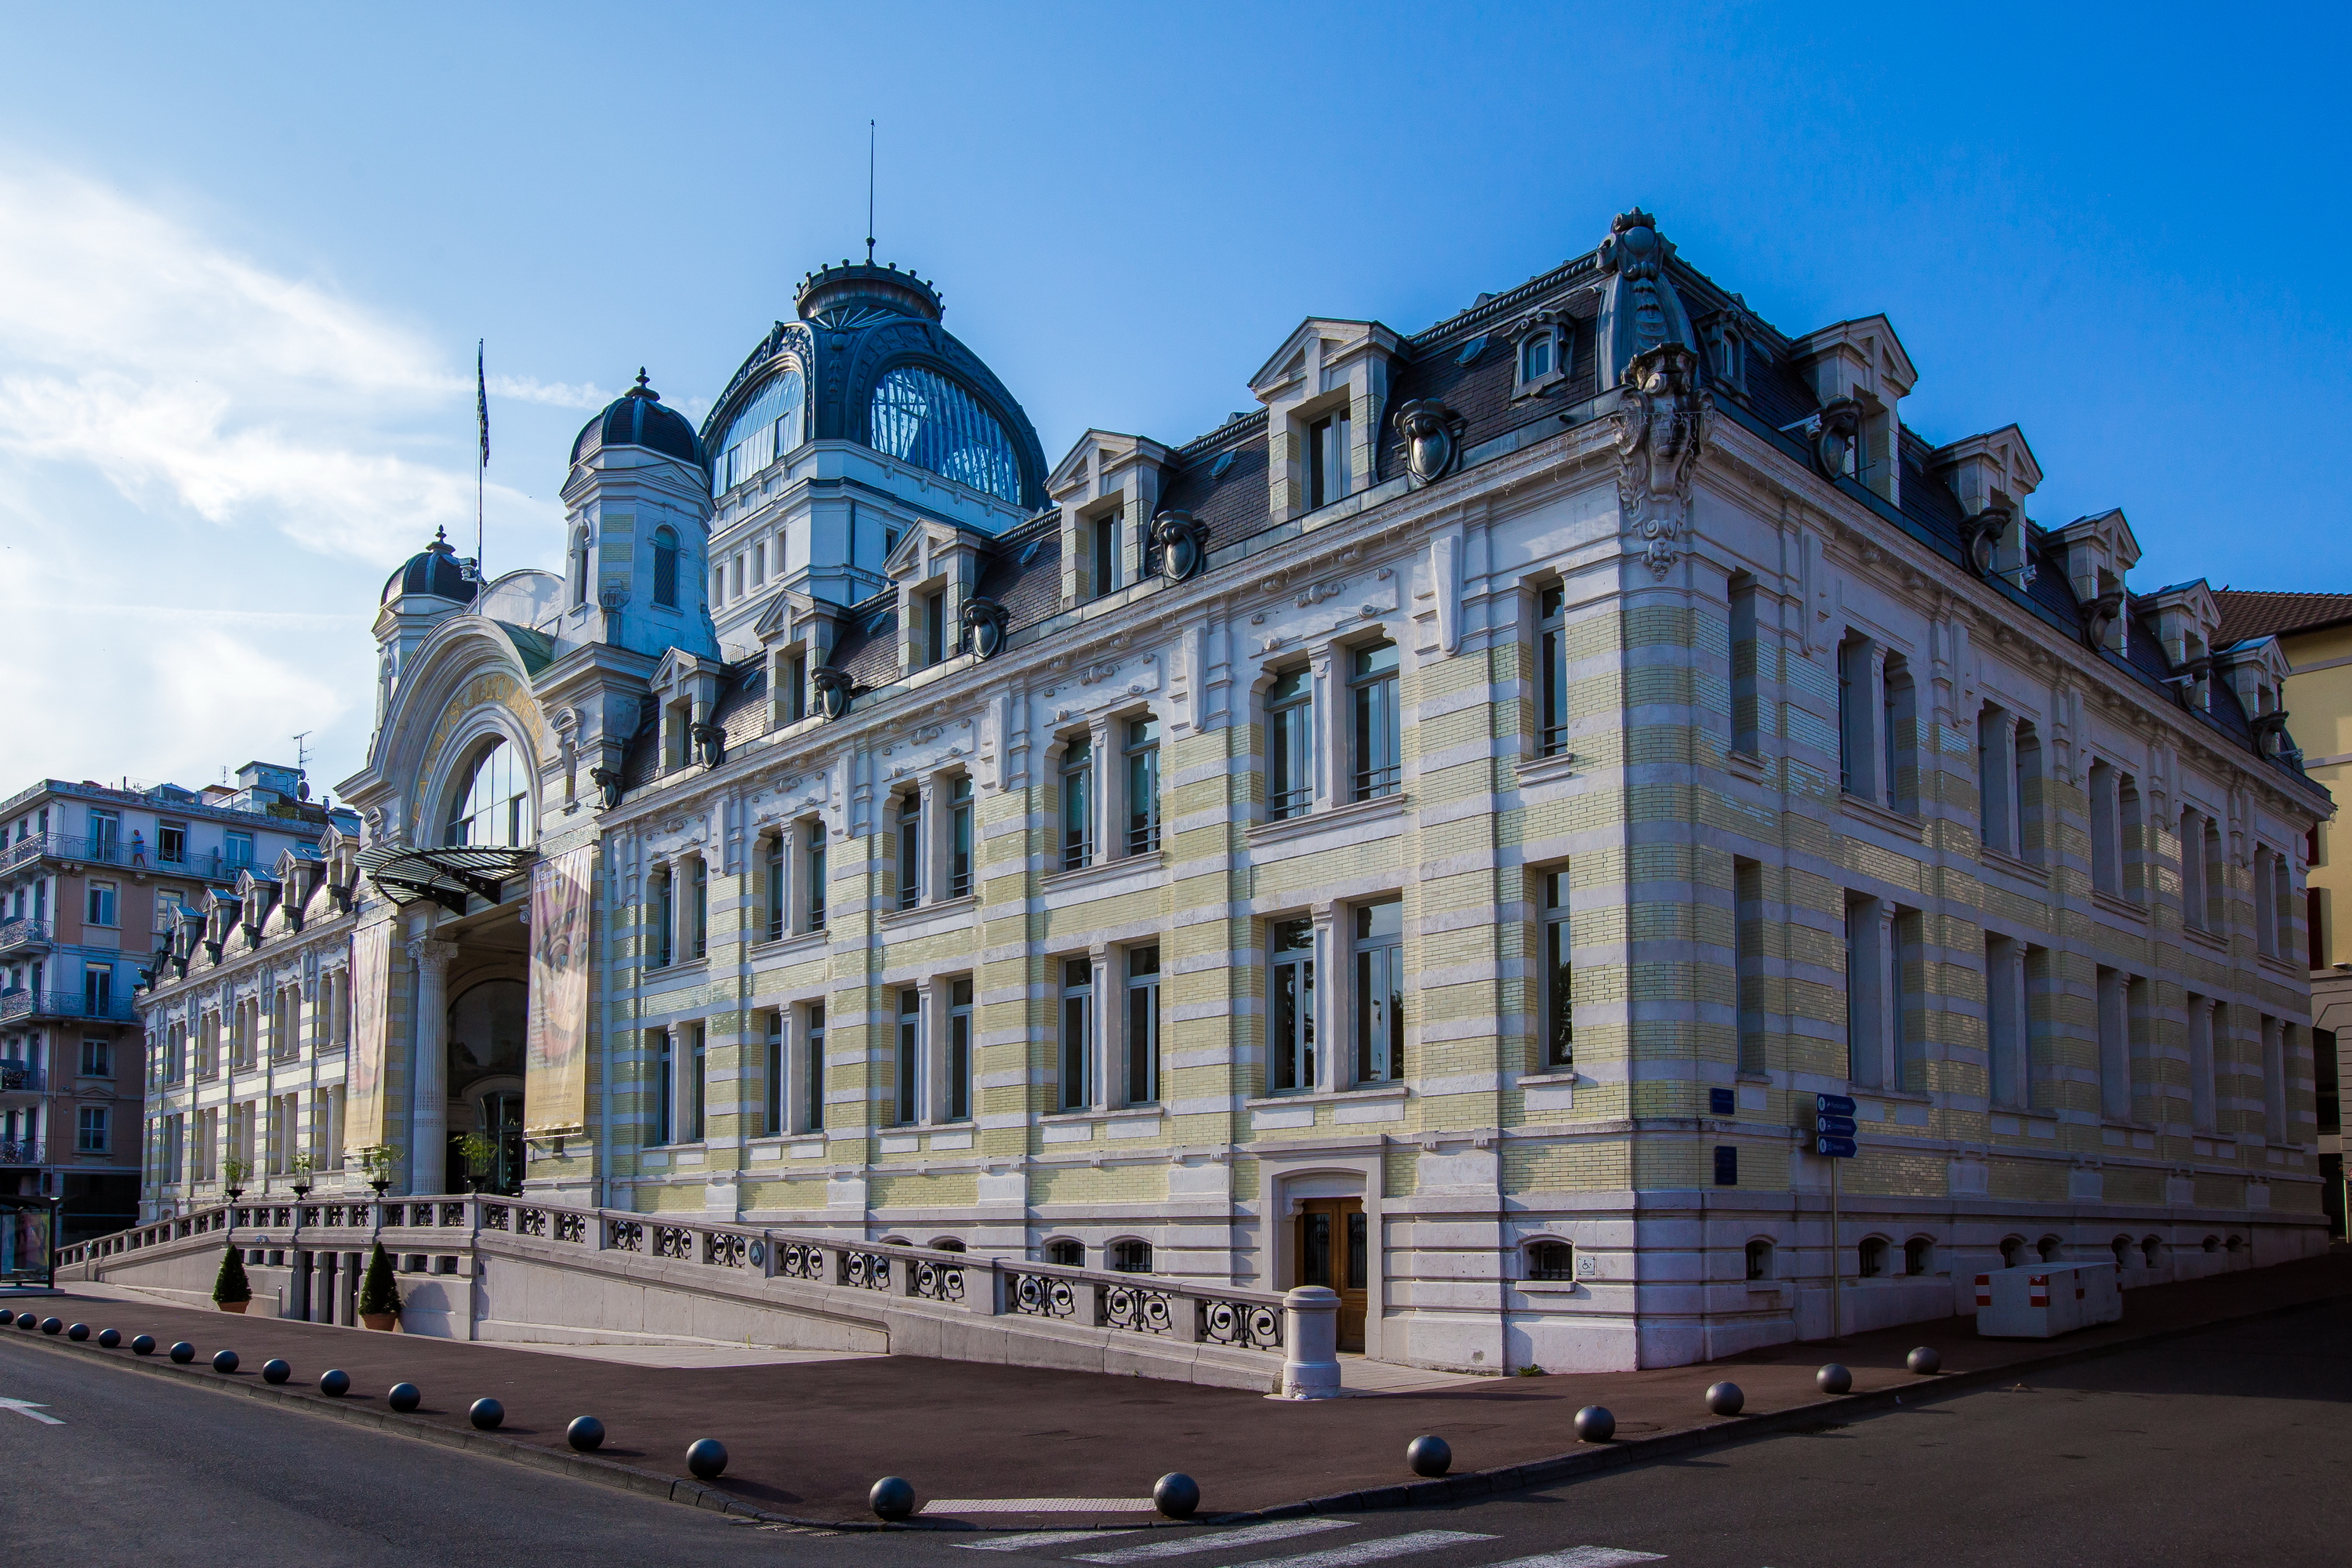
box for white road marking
[957,1530,1149,1551]
[1073,1519,1356,1563]
[1225,1530,1501,1568]
[927,1500,1161,1515]
[0,1396,61,1425]
[1481,1552,1665,1568]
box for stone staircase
[54,1195,1300,1393]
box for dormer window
[1090,513,1120,599]
[652,526,681,608]
[1520,332,1553,383]
[1308,412,1351,510]
[923,588,947,666]
[1513,316,1569,398]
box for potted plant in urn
[353,1143,401,1198]
[457,1132,497,1194]
[289,1149,314,1200]
[221,1155,249,1204]
[358,1240,401,1331]
[212,1240,253,1315]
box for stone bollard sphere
[685,1439,728,1481]
[1817,1363,1853,1396]
[469,1398,504,1431]
[168,1341,195,1364]
[566,1416,606,1452]
[1574,1405,1616,1443]
[97,1329,120,1349]
[869,1475,915,1521]
[1704,1381,1745,1417]
[318,1368,351,1398]
[1153,1472,1201,1519]
[40,1317,61,1335]
[212,1349,239,1374]
[131,1334,156,1356]
[1907,1346,1942,1376]
[66,1323,89,1342]
[262,1359,291,1385]
[1406,1435,1453,1477]
[387,1383,422,1414]
[13,1312,34,1328]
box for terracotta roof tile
[2212,588,2352,645]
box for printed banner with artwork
[525,844,595,1138]
[346,920,396,1152]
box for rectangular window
[786,652,808,723]
[1125,946,1160,1105]
[1977,707,2009,855]
[2203,819,2225,931]
[896,989,920,1125]
[89,809,119,858]
[1349,642,1400,801]
[2254,848,2278,954]
[85,964,112,1015]
[1881,655,1915,813]
[1837,637,1870,797]
[2015,723,2043,863]
[1270,918,1316,1091]
[1987,935,2024,1109]
[923,588,946,666]
[1845,896,1884,1088]
[1891,907,1922,1091]
[78,1105,107,1154]
[1060,739,1093,870]
[651,869,673,967]
[949,776,974,898]
[1266,666,1313,821]
[1543,871,1573,1069]
[1124,717,1160,855]
[764,1012,782,1138]
[657,1031,675,1145]
[1059,959,1094,1112]
[2263,1016,2288,1142]
[2090,764,2120,895]
[689,860,708,960]
[764,834,785,942]
[154,888,182,936]
[1308,411,1351,509]
[2120,779,2145,902]
[897,794,924,909]
[1537,584,1570,758]
[804,1002,826,1134]
[947,977,974,1122]
[688,1025,706,1143]
[2189,996,2216,1133]
[2096,966,2130,1120]
[1713,1145,1738,1187]
[1090,514,1120,598]
[79,1038,111,1078]
[158,822,187,865]
[87,881,118,928]
[1735,858,1765,1074]
[804,822,827,931]
[1729,574,1761,755]
[225,831,252,868]
[1353,899,1403,1083]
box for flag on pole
[476,339,490,470]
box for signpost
[1814,1094,1859,1340]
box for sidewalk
[9,1250,2349,1528]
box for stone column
[1310,902,1338,1093]
[1088,943,1112,1112]
[408,938,457,1196]
[1087,717,1115,865]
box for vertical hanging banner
[526,845,595,1138]
[346,922,395,1152]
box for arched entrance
[448,978,526,1194]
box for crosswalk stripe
[1479,1552,1665,1568]
[1072,1519,1355,1563]
[1225,1530,1501,1568]
[957,1530,1149,1552]
[927,1501,1161,1515]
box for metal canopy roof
[356,844,536,915]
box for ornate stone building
[132,215,2332,1373]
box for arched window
[2037,1235,2063,1262]
[1044,1238,1084,1267]
[1745,1239,1774,1280]
[929,1237,966,1254]
[445,740,530,848]
[2110,1235,2132,1268]
[711,370,805,498]
[868,366,1022,503]
[1528,1239,1574,1280]
[1108,1239,1153,1274]
[1904,1237,1935,1276]
[1857,1236,1889,1279]
[2000,1236,2026,1268]
[2201,1234,2220,1254]
[2141,1236,2162,1268]
[653,526,680,609]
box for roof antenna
[866,118,877,264]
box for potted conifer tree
[212,1239,253,1315]
[358,1240,402,1331]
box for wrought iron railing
[0,1139,44,1164]
[0,917,51,953]
[0,833,256,883]
[0,1061,41,1093]
[0,990,139,1023]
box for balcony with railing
[0,990,139,1025]
[0,1060,44,1094]
[0,1140,43,1166]
[0,917,52,957]
[0,833,254,884]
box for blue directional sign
[1814,1094,1860,1157]
[1815,1134,1859,1158]
[1816,1094,1858,1117]
[1816,1114,1858,1138]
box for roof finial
[628,368,659,401]
[636,367,649,389]
[433,525,448,545]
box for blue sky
[0,2,2344,793]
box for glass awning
[356,844,537,915]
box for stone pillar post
[1310,902,1338,1093]
[1087,717,1115,866]
[408,938,457,1196]
[1281,1286,1342,1399]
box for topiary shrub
[358,1240,402,1322]
[211,1240,252,1305]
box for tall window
[687,1025,706,1142]
[86,881,117,928]
[785,652,808,723]
[688,859,708,960]
[656,1030,675,1145]
[1987,935,2026,1109]
[652,526,681,608]
[1978,706,2013,855]
[764,833,785,941]
[1126,946,1160,1105]
[1060,739,1093,870]
[89,810,119,858]
[2202,818,2226,931]
[2096,967,2130,1120]
[897,793,924,909]
[804,822,827,931]
[1059,959,1094,1111]
[2015,722,2043,862]
[1881,653,1916,813]
[1729,574,1761,755]
[2189,995,2216,1133]
[2119,778,2145,902]
[1519,331,1553,383]
[1353,899,1403,1083]
[1270,917,1316,1091]
[869,366,1022,503]
[947,978,974,1122]
[1350,641,1400,800]
[85,964,112,1015]
[225,831,252,869]
[895,989,920,1125]
[1543,871,1573,1069]
[445,739,531,848]
[1267,667,1313,821]
[572,528,590,605]
[2263,1017,2287,1142]
[710,369,804,496]
[948,776,975,898]
[804,1002,826,1134]
[1735,858,1765,1073]
[1837,636,1870,797]
[1308,410,1351,509]
[764,1012,783,1137]
[650,868,673,968]
[1124,718,1160,855]
[157,822,187,866]
[1537,584,1570,757]
[1845,895,1884,1088]
[1091,513,1120,598]
[77,1105,107,1154]
[923,589,946,666]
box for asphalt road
[3,1297,2347,1567]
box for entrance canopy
[357,844,536,915]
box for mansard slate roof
[618,224,2318,795]
[2212,588,2352,646]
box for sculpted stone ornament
[1598,209,1697,383]
[1962,503,2012,577]
[1613,343,1710,579]
[1149,510,1208,583]
[690,721,725,769]
[590,767,622,811]
[811,665,851,721]
[2082,585,2125,651]
[1813,397,1863,481]
[961,595,1010,660]
[1392,400,1465,488]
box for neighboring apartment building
[2213,589,2350,1235]
[134,215,2333,1374]
[2,767,347,1240]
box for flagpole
[475,339,488,581]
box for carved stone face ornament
[1391,400,1464,488]
[1148,510,1208,583]
[1962,504,2012,577]
[1613,343,1710,579]
[810,665,851,721]
[960,595,1010,659]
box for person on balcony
[129,831,147,868]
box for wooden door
[1296,1198,1369,1352]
